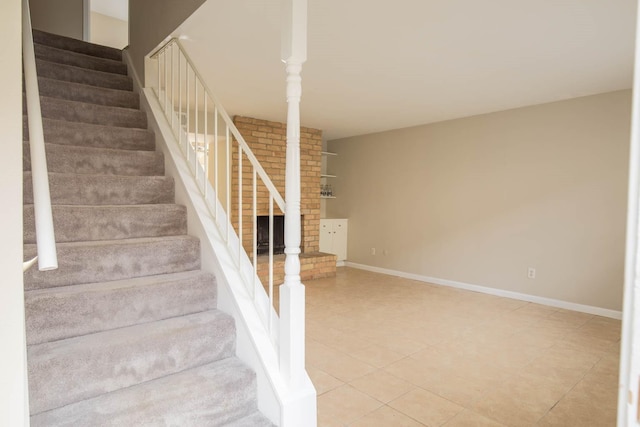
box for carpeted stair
[23,29,273,426]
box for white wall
[327,90,631,312]
[90,11,127,49]
[0,0,29,425]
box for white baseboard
[345,262,622,320]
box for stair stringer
[125,51,317,427]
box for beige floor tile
[520,345,600,389]
[312,348,378,383]
[511,303,559,319]
[308,367,344,395]
[349,369,416,403]
[452,325,517,348]
[478,341,543,370]
[578,316,622,342]
[545,309,593,327]
[555,332,619,358]
[443,409,507,426]
[360,330,427,356]
[304,268,620,426]
[384,323,457,347]
[506,325,568,349]
[591,352,621,380]
[471,374,568,426]
[348,343,409,368]
[537,374,618,426]
[306,339,342,369]
[487,312,539,330]
[435,337,542,373]
[384,356,442,388]
[317,384,384,427]
[349,405,426,427]
[393,350,506,407]
[309,326,374,354]
[389,388,464,426]
[409,347,512,390]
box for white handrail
[153,38,286,212]
[22,0,57,272]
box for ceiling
[173,0,637,141]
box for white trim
[336,260,345,267]
[618,0,640,423]
[345,262,623,320]
[83,0,90,41]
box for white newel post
[280,0,307,388]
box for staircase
[23,29,273,426]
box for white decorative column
[280,0,307,388]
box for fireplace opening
[257,215,285,255]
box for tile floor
[304,267,621,426]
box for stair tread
[29,358,267,426]
[23,234,199,250]
[24,116,155,151]
[36,58,133,90]
[36,76,139,109]
[34,95,147,129]
[33,29,122,61]
[23,142,164,176]
[23,172,175,205]
[23,235,200,289]
[26,141,160,158]
[28,310,236,415]
[34,42,127,75]
[24,203,186,243]
[24,202,184,209]
[226,411,276,427]
[25,270,212,297]
[25,270,216,345]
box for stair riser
[23,143,164,176]
[30,359,261,426]
[24,173,174,205]
[36,59,133,91]
[23,204,187,244]
[28,311,236,414]
[23,236,201,289]
[33,29,122,61]
[27,96,147,129]
[24,117,155,151]
[37,76,139,109]
[25,272,217,345]
[35,43,127,75]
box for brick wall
[257,252,337,286]
[232,116,323,255]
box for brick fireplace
[232,116,336,283]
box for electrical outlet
[370,248,376,255]
[383,249,390,255]
[527,267,536,279]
